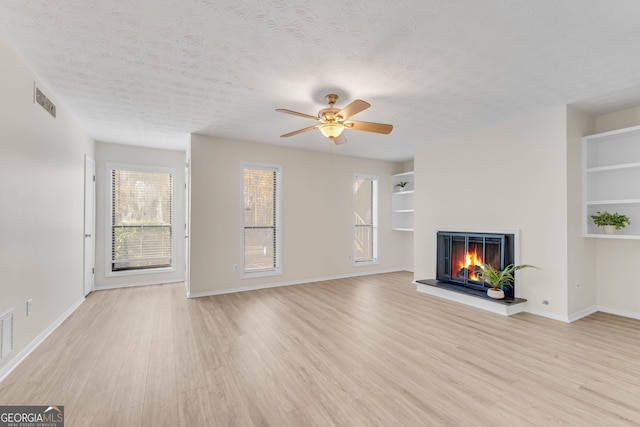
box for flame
[459,248,483,280]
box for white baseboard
[525,306,571,323]
[0,297,85,384]
[412,282,601,323]
[597,305,640,321]
[94,279,182,291]
[567,305,599,323]
[411,285,638,324]
[187,269,404,298]
[529,305,639,323]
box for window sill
[353,260,379,267]
[242,269,282,280]
[106,266,175,278]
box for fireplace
[435,231,516,298]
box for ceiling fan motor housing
[319,107,342,124]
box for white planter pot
[487,288,505,299]
[603,225,617,235]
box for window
[353,174,378,264]
[108,163,174,274]
[242,163,282,277]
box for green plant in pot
[395,181,409,191]
[479,263,538,300]
[590,211,630,235]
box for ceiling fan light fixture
[277,94,392,142]
[319,123,344,139]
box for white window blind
[354,174,378,263]
[243,164,281,275]
[111,167,173,272]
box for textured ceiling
[2,1,640,161]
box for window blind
[243,166,279,272]
[111,168,173,271]
[354,175,377,262]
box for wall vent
[0,309,14,361]
[35,85,56,118]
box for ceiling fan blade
[333,134,347,145]
[345,120,393,134]
[337,100,370,120]
[280,125,319,138]
[276,109,319,121]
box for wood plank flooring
[1,271,640,426]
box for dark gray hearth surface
[417,279,527,306]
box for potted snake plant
[394,181,409,192]
[479,263,538,299]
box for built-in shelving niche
[391,171,414,231]
[583,125,640,239]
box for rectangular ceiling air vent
[0,309,14,361]
[35,85,56,118]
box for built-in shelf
[583,125,640,239]
[583,233,640,240]
[587,199,640,205]
[391,171,414,231]
[586,162,640,173]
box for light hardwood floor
[1,271,640,426]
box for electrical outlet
[233,264,239,272]
[575,281,580,288]
[348,255,352,261]
[542,300,549,305]
[27,299,32,316]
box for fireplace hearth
[416,230,526,314]
[420,230,519,298]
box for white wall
[591,107,640,318]
[188,134,407,296]
[0,39,94,373]
[94,142,186,289]
[414,106,573,319]
[566,107,597,318]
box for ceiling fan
[276,94,393,145]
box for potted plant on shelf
[591,211,630,235]
[395,181,409,192]
[479,263,538,300]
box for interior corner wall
[402,233,414,273]
[0,39,94,373]
[94,142,186,289]
[566,107,597,318]
[592,106,640,318]
[185,140,192,296]
[414,105,571,319]
[188,134,407,296]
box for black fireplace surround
[433,231,516,298]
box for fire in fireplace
[436,231,515,298]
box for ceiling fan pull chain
[330,139,333,163]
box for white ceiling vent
[34,85,56,118]
[0,309,14,361]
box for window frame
[106,162,176,277]
[241,162,283,279]
[353,173,379,266]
